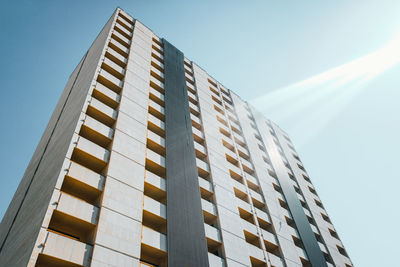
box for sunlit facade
[0,8,352,267]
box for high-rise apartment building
[0,8,352,267]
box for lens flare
[250,33,400,146]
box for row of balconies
[142,41,222,267]
[37,13,132,267]
[140,36,166,267]
[184,61,227,265]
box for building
[0,8,352,267]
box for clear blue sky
[1,1,399,266]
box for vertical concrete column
[163,40,209,267]
[91,16,152,266]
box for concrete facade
[0,8,352,267]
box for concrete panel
[115,112,147,143]
[91,244,140,267]
[102,177,143,221]
[107,151,145,191]
[119,94,148,126]
[112,130,146,165]
[221,230,252,266]
[95,207,141,258]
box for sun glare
[250,32,400,146]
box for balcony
[92,83,120,109]
[237,146,250,160]
[111,28,131,47]
[268,253,285,267]
[149,100,165,122]
[241,159,254,175]
[48,208,96,245]
[189,101,200,116]
[56,193,99,225]
[224,100,234,111]
[105,48,127,68]
[220,86,229,96]
[188,90,198,104]
[150,65,164,83]
[191,113,202,129]
[116,17,133,32]
[143,196,166,235]
[197,158,210,178]
[149,87,165,107]
[148,113,165,137]
[141,226,167,264]
[147,130,166,156]
[145,149,166,178]
[247,243,265,266]
[151,57,164,73]
[194,141,207,159]
[216,114,228,127]
[199,176,213,198]
[119,10,134,24]
[36,231,92,267]
[80,115,114,148]
[219,122,231,137]
[228,164,242,179]
[62,162,104,205]
[109,38,129,58]
[86,97,117,127]
[232,178,247,194]
[233,132,245,146]
[71,136,109,173]
[208,253,225,267]
[184,64,193,75]
[144,170,166,203]
[226,153,239,167]
[192,126,205,143]
[102,57,125,80]
[117,15,133,29]
[97,69,123,94]
[222,137,235,151]
[186,72,195,84]
[261,228,278,247]
[245,174,259,190]
[255,209,271,226]
[186,81,195,93]
[153,36,163,48]
[241,218,258,237]
[205,223,222,254]
[224,146,238,161]
[115,22,132,38]
[201,199,217,224]
[151,50,164,63]
[237,201,253,218]
[152,41,163,54]
[250,190,265,209]
[150,75,165,94]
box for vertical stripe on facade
[251,106,328,267]
[163,39,210,267]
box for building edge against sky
[0,7,352,267]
